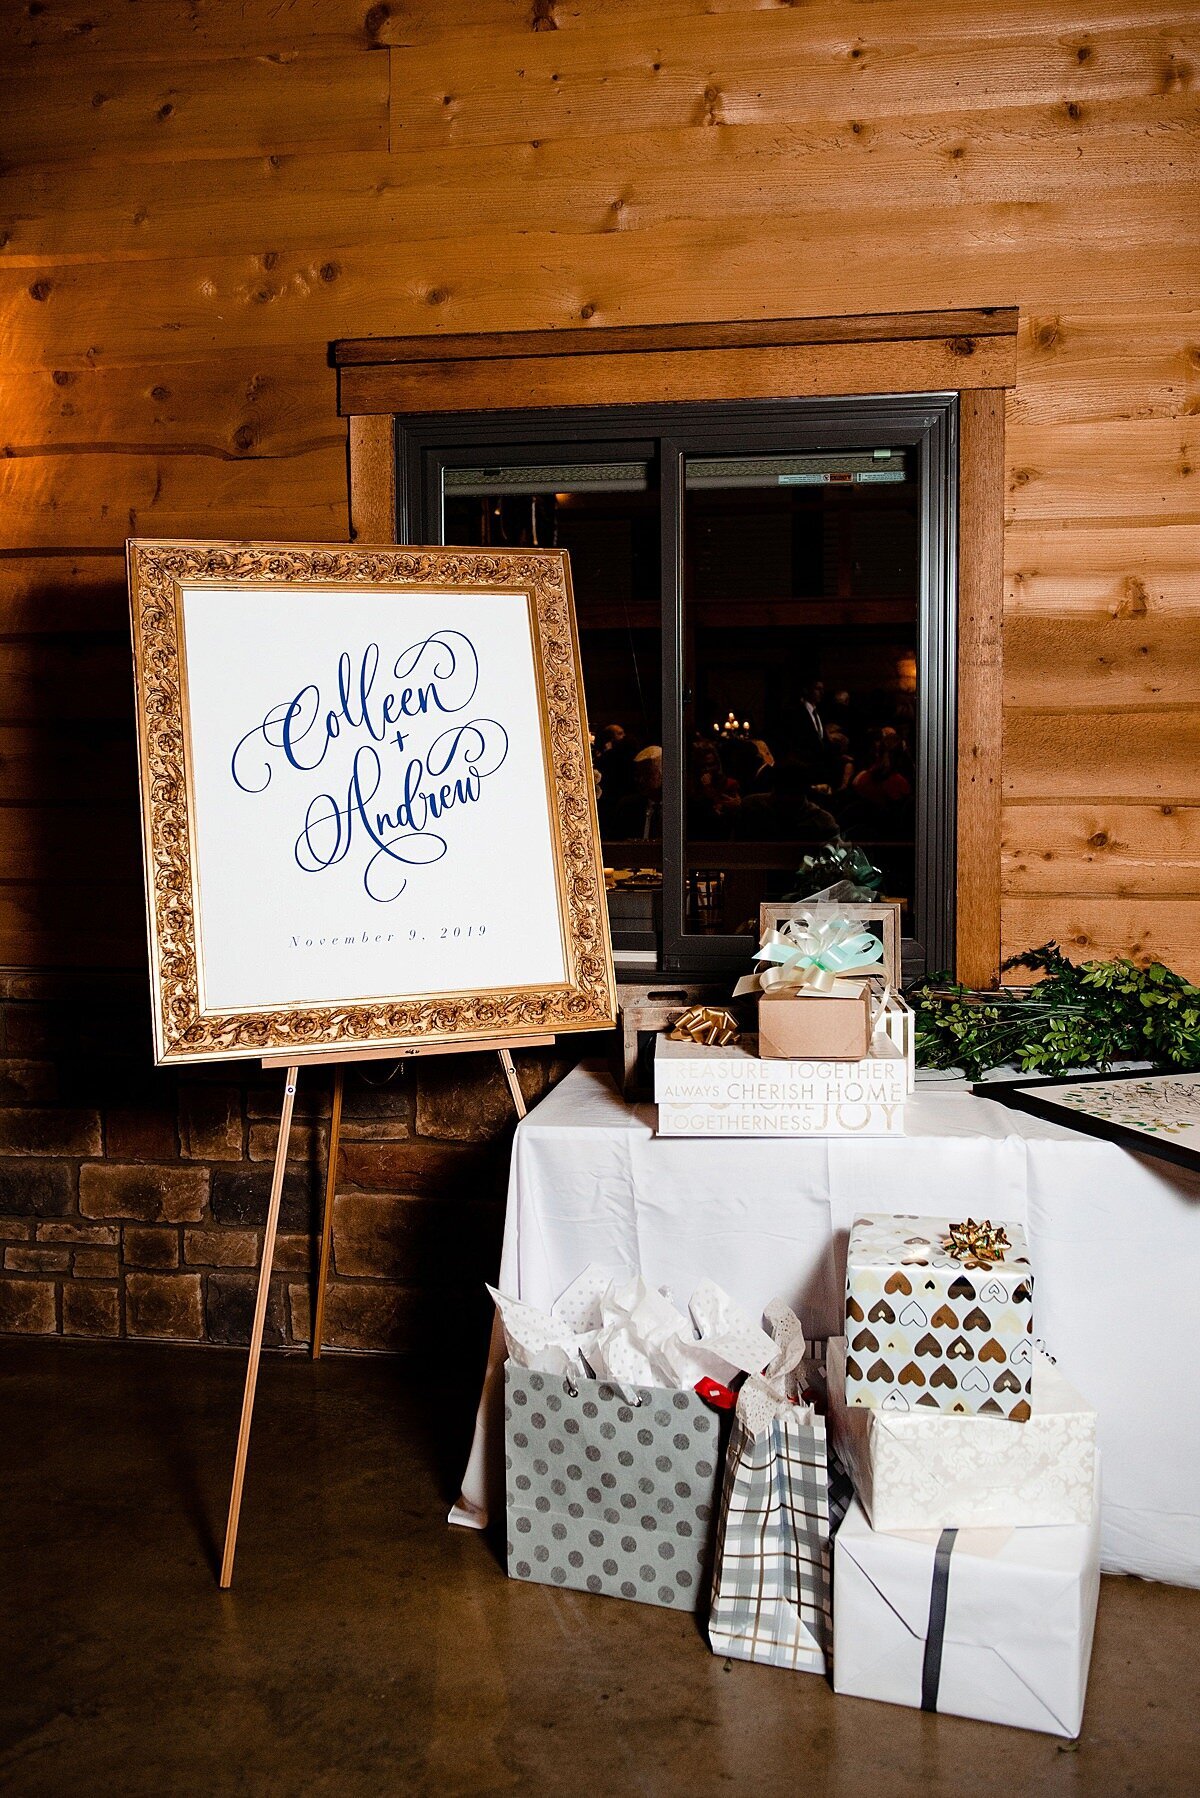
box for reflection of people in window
[716,733,760,795]
[825,686,861,742]
[595,723,637,834]
[748,738,775,791]
[790,677,843,788]
[796,678,826,753]
[851,729,912,807]
[611,745,662,840]
[737,755,838,843]
[824,723,855,793]
[689,738,741,836]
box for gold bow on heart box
[666,1005,742,1048]
[943,1218,1012,1266]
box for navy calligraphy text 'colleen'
[229,633,510,902]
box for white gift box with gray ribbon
[827,1335,1098,1531]
[833,1491,1101,1736]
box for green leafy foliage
[907,942,1200,1079]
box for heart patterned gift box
[843,1213,1034,1421]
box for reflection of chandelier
[714,710,749,738]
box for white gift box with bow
[734,914,892,1063]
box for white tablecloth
[455,1064,1200,1586]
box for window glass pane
[442,459,663,949]
[682,448,919,940]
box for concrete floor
[1,1342,1198,1798]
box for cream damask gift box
[844,1214,1034,1420]
[827,1337,1096,1529]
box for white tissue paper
[692,1282,793,1386]
[546,1263,612,1335]
[488,1266,778,1392]
[587,1277,695,1387]
[485,1283,597,1382]
[734,1298,816,1437]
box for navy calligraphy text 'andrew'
[229,633,509,902]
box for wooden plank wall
[1,0,1197,974]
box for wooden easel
[218,1035,550,1588]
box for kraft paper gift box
[832,1492,1101,1737]
[735,913,889,1062]
[844,1213,1034,1420]
[758,981,873,1061]
[827,1337,1097,1530]
[504,1363,723,1610]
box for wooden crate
[615,981,737,1098]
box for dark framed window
[396,396,957,978]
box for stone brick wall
[0,972,584,1354]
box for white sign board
[129,543,614,1064]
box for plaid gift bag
[708,1321,851,1674]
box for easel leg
[497,1048,527,1121]
[219,1063,299,1589]
[311,1065,344,1361]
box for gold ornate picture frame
[128,539,616,1065]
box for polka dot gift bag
[504,1367,725,1609]
[496,1268,778,1610]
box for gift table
[455,1063,1200,1587]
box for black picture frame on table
[974,1069,1200,1175]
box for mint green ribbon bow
[733,913,884,999]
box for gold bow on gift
[667,1005,742,1047]
[943,1218,1011,1266]
[732,913,885,1000]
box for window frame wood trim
[334,309,1017,371]
[347,414,397,543]
[339,309,1014,985]
[336,311,1016,417]
[955,389,1005,989]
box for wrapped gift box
[844,1213,1034,1420]
[758,981,873,1061]
[833,1493,1100,1737]
[827,1336,1096,1529]
[751,901,914,1086]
